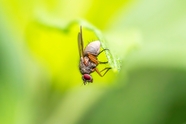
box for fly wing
[78,26,84,57]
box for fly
[78,26,111,85]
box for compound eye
[83,74,91,80]
[83,74,93,82]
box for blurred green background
[1,0,186,124]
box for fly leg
[94,67,111,77]
[97,49,109,56]
[97,49,110,64]
[83,57,89,66]
[88,53,109,65]
[87,53,99,64]
[100,67,112,76]
[99,61,108,64]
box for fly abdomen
[84,41,100,56]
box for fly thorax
[79,57,96,74]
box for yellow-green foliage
[1,0,186,124]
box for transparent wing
[78,26,84,57]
